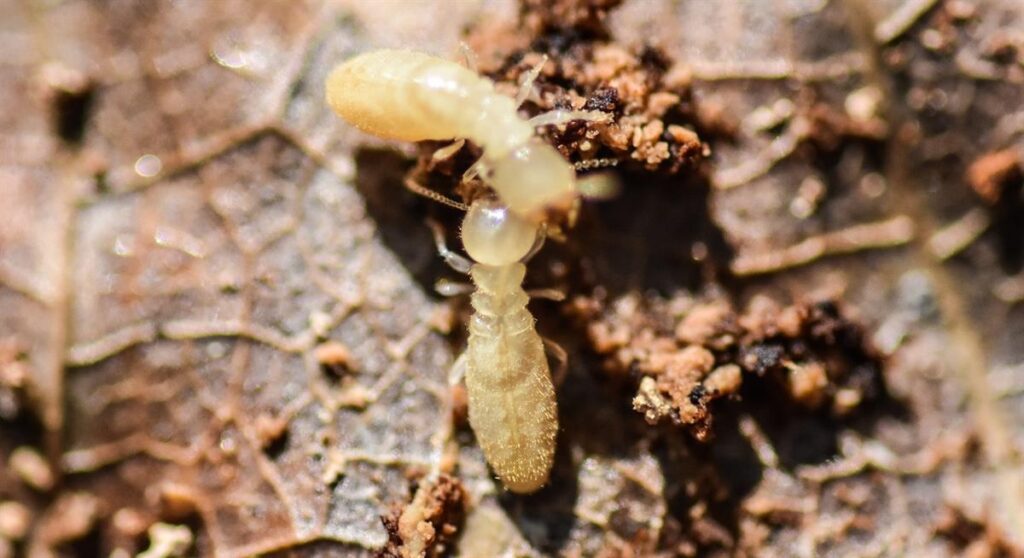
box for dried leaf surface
[1,0,1022,557]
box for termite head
[461,198,540,266]
[489,139,575,222]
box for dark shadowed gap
[568,169,733,297]
[66,520,103,558]
[351,147,457,296]
[52,82,96,146]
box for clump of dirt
[933,503,1023,558]
[967,148,1024,271]
[465,0,704,174]
[570,291,885,440]
[379,475,466,558]
[517,0,622,38]
[0,338,31,420]
[408,0,706,221]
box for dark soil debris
[315,340,357,377]
[29,492,102,555]
[474,37,703,174]
[518,0,623,39]
[410,0,705,211]
[572,291,886,440]
[967,149,1024,270]
[39,62,95,145]
[0,338,31,421]
[379,475,466,558]
[933,504,1024,558]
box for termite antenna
[459,42,479,73]
[515,54,548,108]
[574,158,619,171]
[404,177,470,211]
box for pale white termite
[325,48,609,221]
[431,197,559,493]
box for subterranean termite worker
[325,48,611,222]
[430,196,564,493]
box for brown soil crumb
[467,0,704,174]
[967,149,1021,205]
[518,0,622,37]
[252,412,289,450]
[573,291,885,439]
[39,61,95,145]
[801,93,888,151]
[379,474,466,558]
[933,504,1024,558]
[410,0,705,222]
[31,492,101,551]
[0,501,32,541]
[966,149,1024,270]
[0,338,30,420]
[315,341,356,377]
[9,446,54,492]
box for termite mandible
[325,48,610,221]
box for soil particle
[575,290,886,438]
[379,475,466,558]
[966,148,1024,270]
[412,0,705,219]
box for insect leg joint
[428,220,473,273]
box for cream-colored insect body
[325,49,606,220]
[434,198,558,493]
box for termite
[324,47,621,492]
[429,196,562,493]
[325,48,611,221]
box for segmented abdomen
[325,49,486,141]
[325,49,532,156]
[465,310,557,493]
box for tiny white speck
[219,433,237,453]
[309,311,332,337]
[113,234,135,257]
[212,48,246,70]
[154,226,207,258]
[206,341,228,359]
[134,154,162,177]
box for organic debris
[967,148,1024,270]
[0,339,29,420]
[379,475,467,558]
[411,0,705,218]
[933,504,1023,558]
[573,292,885,439]
[473,0,705,173]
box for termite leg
[528,109,609,128]
[515,54,548,108]
[462,158,490,182]
[431,138,466,162]
[542,338,569,387]
[565,198,581,230]
[449,351,469,386]
[435,278,474,297]
[459,42,478,73]
[427,219,474,273]
[521,227,548,262]
[528,288,566,301]
[546,223,568,242]
[430,350,468,478]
